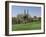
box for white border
[9,3,44,34]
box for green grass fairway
[12,21,41,31]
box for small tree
[33,16,37,22]
[12,17,17,24]
[38,17,41,22]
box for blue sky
[12,5,41,17]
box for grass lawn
[12,21,41,31]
